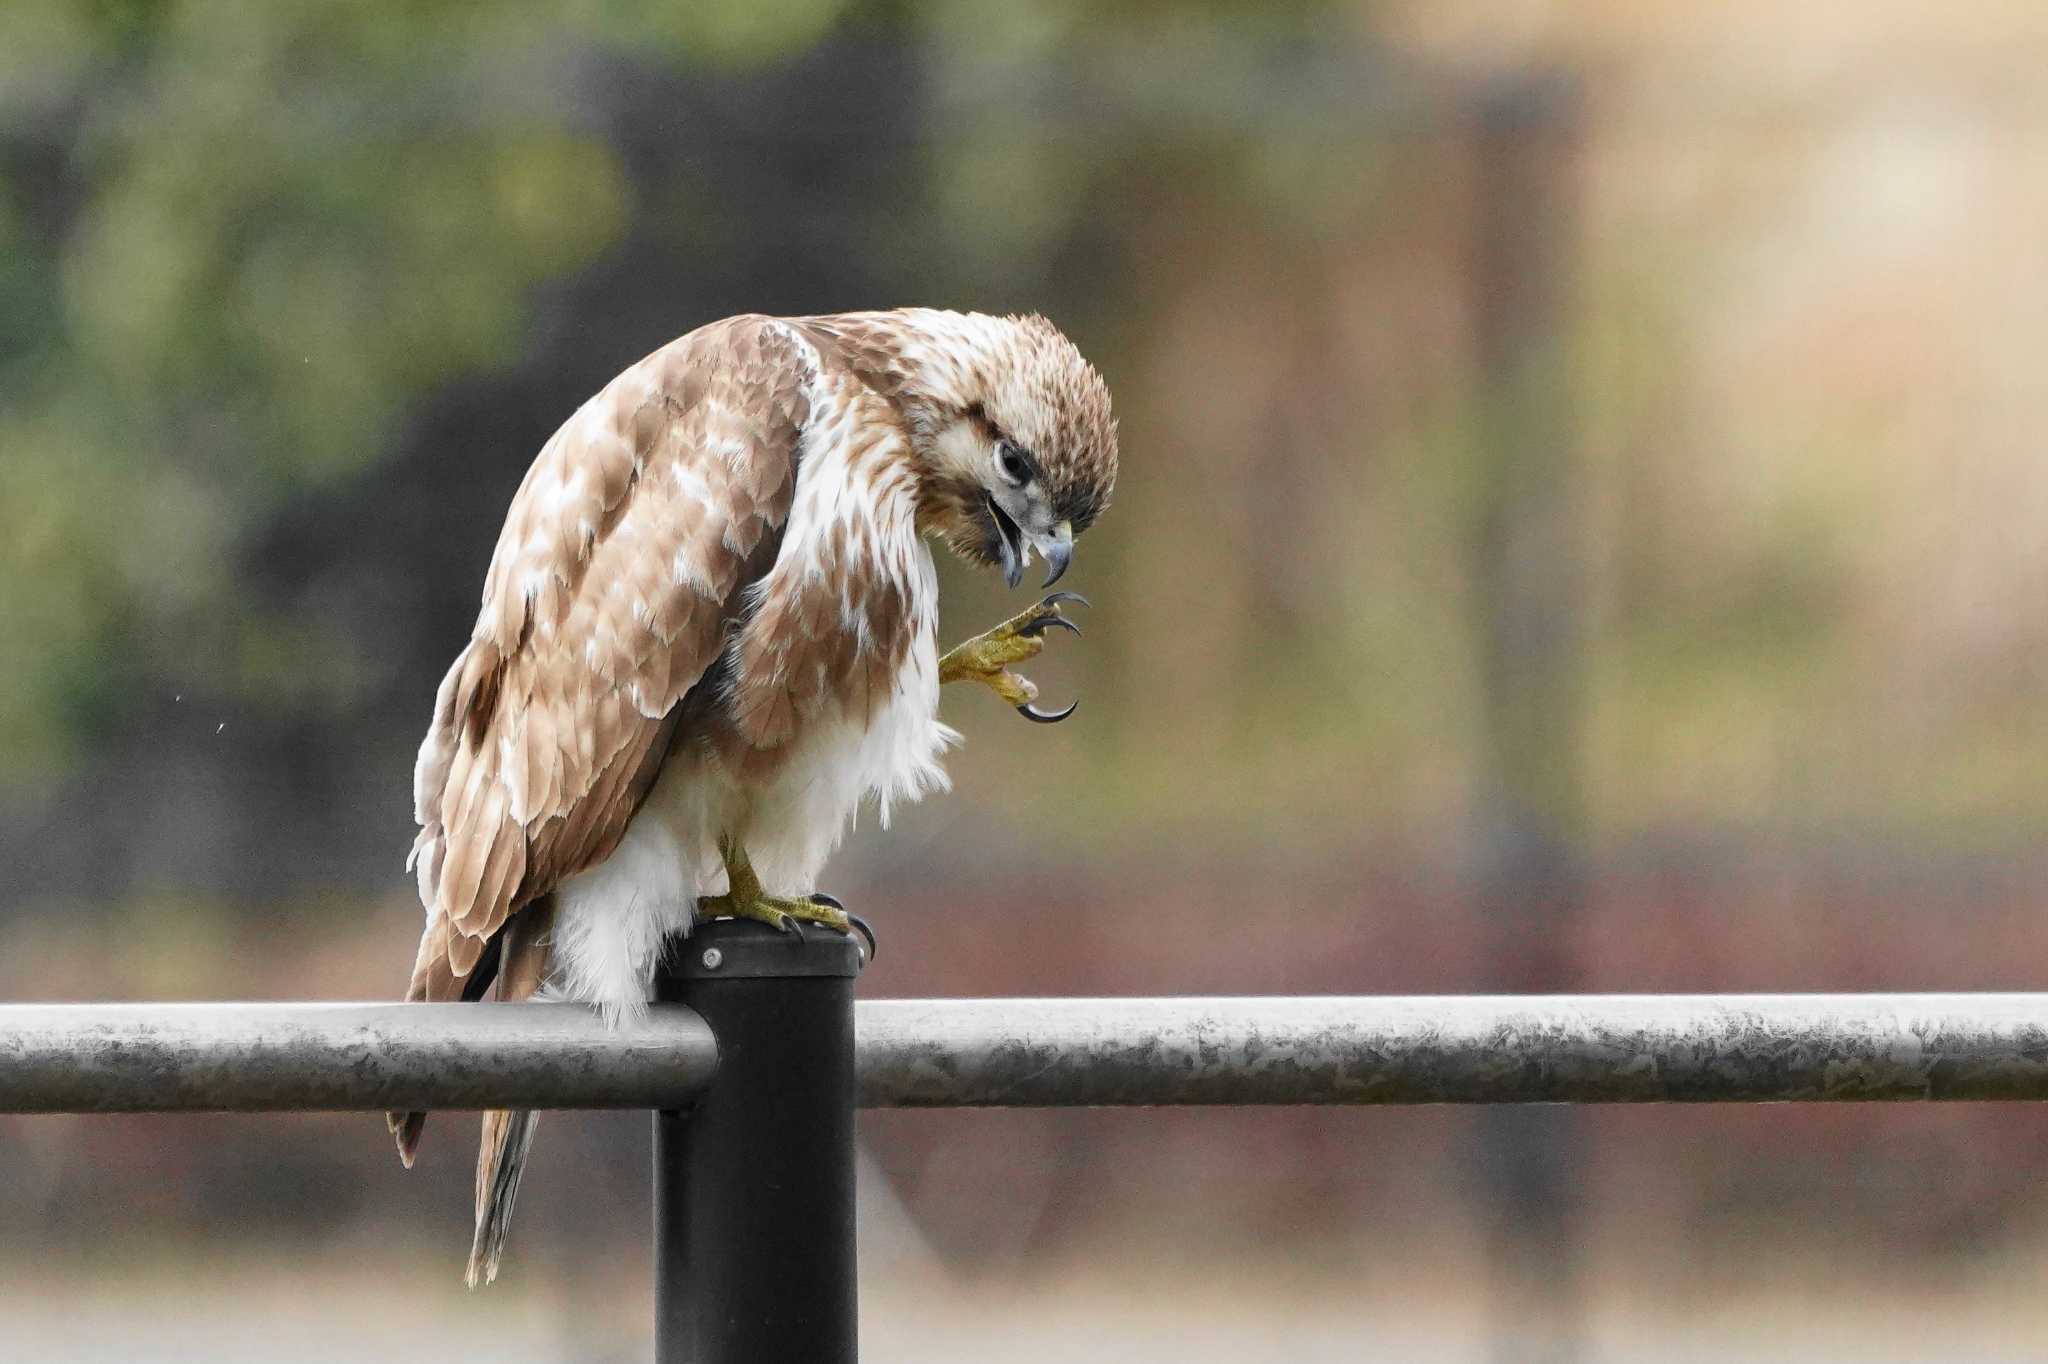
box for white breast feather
[547,346,957,1022]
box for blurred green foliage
[0,2,728,778]
[0,0,1349,795]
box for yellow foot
[938,591,1089,723]
[698,836,877,960]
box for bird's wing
[403,316,811,1006]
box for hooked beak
[1037,520,1074,588]
[986,499,1074,592]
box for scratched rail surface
[855,995,2048,1106]
[4,996,2048,1113]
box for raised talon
[1018,592,1090,638]
[1018,614,1080,639]
[808,892,846,913]
[939,591,1091,719]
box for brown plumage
[393,308,1118,1284]
[402,318,807,1007]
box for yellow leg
[695,836,874,959]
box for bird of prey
[390,309,1117,1285]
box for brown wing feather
[402,315,809,1017]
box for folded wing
[398,317,810,1140]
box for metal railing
[9,921,2048,1361]
[11,991,2048,1113]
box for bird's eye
[996,441,1033,486]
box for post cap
[663,917,865,983]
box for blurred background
[5,1,2048,1359]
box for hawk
[391,309,1117,1285]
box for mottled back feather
[403,315,811,1009]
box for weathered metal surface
[7,995,2048,1113]
[852,995,2048,1107]
[0,1002,717,1113]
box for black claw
[1017,698,1079,724]
[1017,614,1081,639]
[807,891,846,912]
[845,913,878,964]
[1040,591,1091,610]
[773,912,803,938]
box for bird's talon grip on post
[845,913,878,963]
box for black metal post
[653,917,863,1364]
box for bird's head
[899,312,1118,589]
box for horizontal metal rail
[0,1002,718,1114]
[5,995,2048,1113]
[857,995,2048,1106]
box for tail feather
[467,1107,539,1288]
[388,917,507,1166]
[386,893,556,1286]
[389,1109,427,1168]
[463,895,557,1288]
